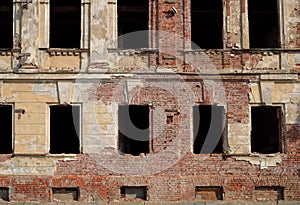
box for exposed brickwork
[0,0,299,204]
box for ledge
[183,48,300,53]
[44,48,89,56]
[108,48,159,55]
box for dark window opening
[0,0,13,48]
[118,105,149,156]
[0,105,12,154]
[251,106,282,154]
[166,115,173,124]
[191,0,223,49]
[50,0,81,48]
[193,105,224,154]
[121,186,147,200]
[0,188,9,201]
[50,105,80,154]
[52,188,79,201]
[118,0,148,48]
[254,186,284,201]
[248,0,280,48]
[195,186,223,200]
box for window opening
[50,105,80,154]
[254,186,284,201]
[50,0,81,48]
[0,188,9,201]
[118,105,149,155]
[52,188,79,201]
[0,0,13,48]
[193,105,224,154]
[251,106,282,154]
[248,0,280,48]
[195,186,223,200]
[121,186,147,200]
[117,0,148,48]
[0,105,12,154]
[191,0,223,49]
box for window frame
[117,104,151,156]
[47,103,82,155]
[39,0,90,50]
[51,187,80,202]
[250,104,285,154]
[116,0,150,49]
[120,186,148,201]
[0,0,13,49]
[0,104,14,154]
[247,0,284,49]
[190,0,225,49]
[192,105,226,154]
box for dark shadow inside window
[191,0,223,49]
[193,105,224,154]
[0,0,13,48]
[251,106,282,154]
[50,0,81,48]
[248,0,280,48]
[0,105,12,154]
[118,0,148,48]
[50,105,80,154]
[118,105,149,155]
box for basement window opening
[254,186,284,201]
[52,188,79,202]
[0,188,9,201]
[50,0,81,48]
[251,106,282,154]
[193,105,224,154]
[121,186,147,201]
[117,0,149,49]
[248,0,280,48]
[195,186,223,200]
[118,105,150,156]
[50,105,80,154]
[0,105,12,154]
[0,0,13,48]
[191,0,223,49]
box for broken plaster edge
[232,153,283,169]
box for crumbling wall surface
[0,77,298,203]
[0,0,299,203]
[285,0,300,48]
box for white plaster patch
[233,154,282,169]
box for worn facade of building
[0,0,299,204]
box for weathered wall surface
[0,0,299,203]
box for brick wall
[0,0,299,204]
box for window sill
[108,48,158,54]
[41,48,89,56]
[227,152,283,157]
[184,48,300,52]
[0,48,20,56]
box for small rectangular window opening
[254,186,284,201]
[195,186,223,200]
[191,0,223,49]
[50,105,80,154]
[117,0,149,49]
[0,0,13,48]
[248,0,280,48]
[251,106,282,154]
[120,186,147,201]
[0,105,13,154]
[118,105,150,156]
[193,105,224,154]
[50,0,81,48]
[52,188,79,202]
[0,188,9,201]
